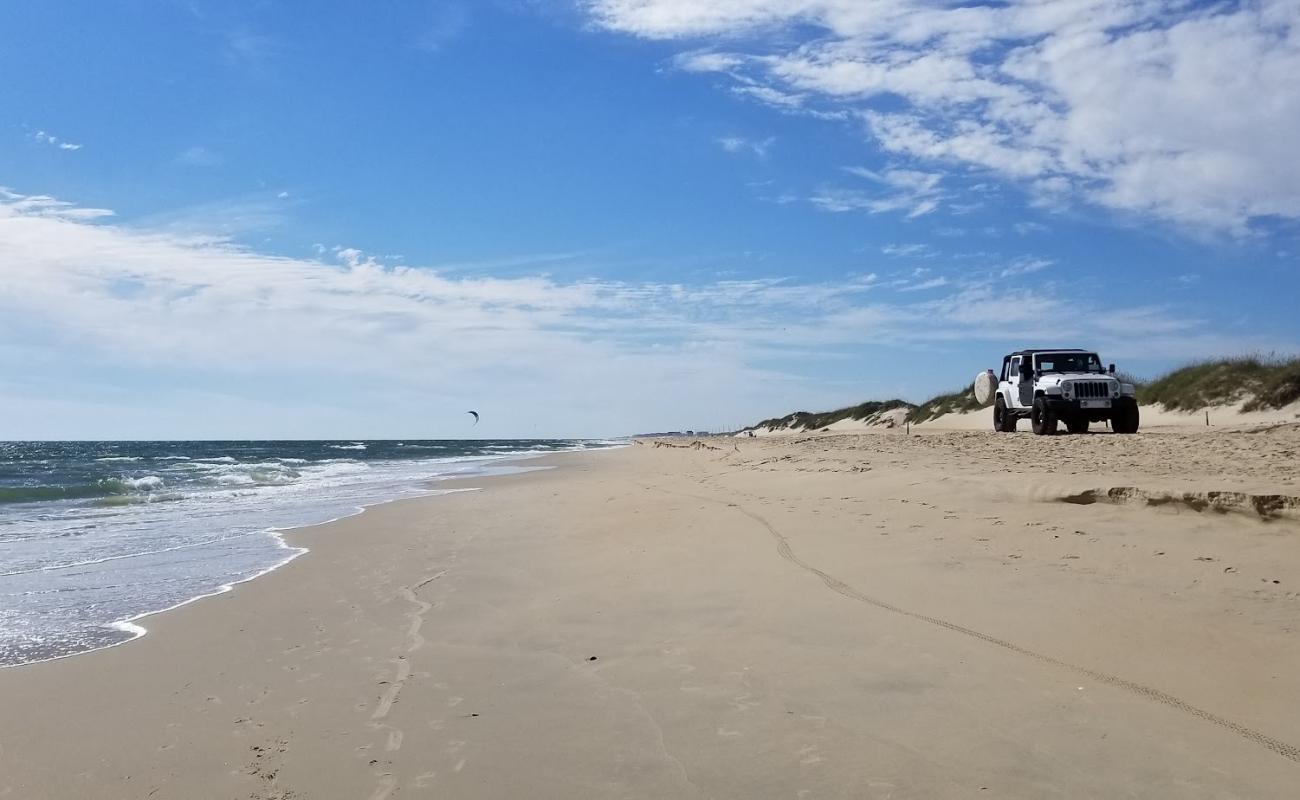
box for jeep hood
[1039,373,1115,384]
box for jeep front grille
[1073,381,1110,399]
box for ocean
[0,439,620,668]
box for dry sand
[4,426,1300,798]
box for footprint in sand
[797,744,825,766]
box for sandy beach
[4,426,1300,798]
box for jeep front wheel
[1031,398,1057,435]
[994,397,1016,432]
[1113,404,1140,434]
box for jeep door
[1007,356,1026,408]
[1017,356,1035,406]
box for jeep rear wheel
[1031,398,1056,435]
[993,397,1016,432]
[1066,417,1089,434]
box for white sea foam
[0,530,266,577]
[121,475,166,491]
[96,492,185,507]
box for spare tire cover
[973,370,998,407]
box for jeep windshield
[1035,352,1104,374]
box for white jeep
[990,349,1140,434]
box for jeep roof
[1005,348,1091,358]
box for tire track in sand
[656,484,1300,765]
[366,570,446,800]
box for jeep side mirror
[1108,363,1115,374]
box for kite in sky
[467,410,479,425]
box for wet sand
[3,427,1300,798]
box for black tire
[1113,404,1140,434]
[993,397,1016,432]
[1066,417,1089,434]
[1031,397,1057,435]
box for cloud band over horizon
[2,185,1290,438]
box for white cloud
[674,50,746,72]
[176,146,221,167]
[587,0,816,38]
[589,0,1300,233]
[0,189,112,220]
[881,242,935,258]
[33,130,82,151]
[131,194,291,236]
[897,276,948,292]
[814,166,944,217]
[1000,256,1053,277]
[732,83,805,108]
[717,135,776,158]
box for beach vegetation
[904,388,985,424]
[749,399,912,432]
[1137,354,1300,411]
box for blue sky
[2,0,1298,438]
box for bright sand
[3,427,1300,798]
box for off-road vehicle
[986,349,1139,435]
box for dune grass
[904,388,986,424]
[1138,355,1300,411]
[750,399,912,432]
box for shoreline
[3,435,1299,798]
[0,451,570,672]
[98,484,502,669]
